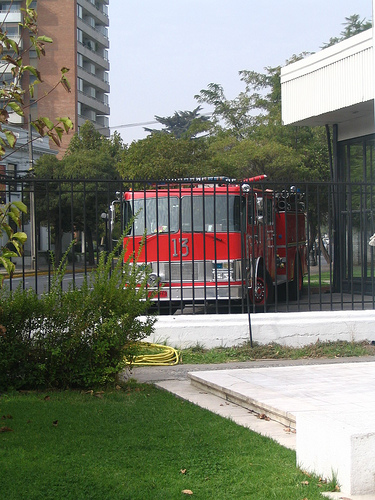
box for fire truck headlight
[147,273,159,287]
[147,270,165,287]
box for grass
[1,385,335,500]
[307,266,374,286]
[307,271,333,286]
[180,340,375,364]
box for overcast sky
[108,0,372,145]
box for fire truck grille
[164,261,211,282]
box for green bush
[0,237,155,390]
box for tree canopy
[33,121,124,263]
[322,14,371,48]
[143,106,211,139]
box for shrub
[0,236,155,390]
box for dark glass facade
[335,134,375,294]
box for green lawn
[0,386,334,499]
[180,340,375,364]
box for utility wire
[109,113,213,130]
[109,120,159,129]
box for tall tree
[144,106,211,139]
[322,14,372,48]
[34,122,123,263]
[195,61,330,182]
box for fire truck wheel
[289,256,303,300]
[249,272,274,310]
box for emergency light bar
[152,174,267,188]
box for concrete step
[189,372,296,429]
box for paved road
[3,271,86,295]
[126,355,375,383]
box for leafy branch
[0,201,27,282]
[0,0,73,155]
[0,0,74,282]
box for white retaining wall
[144,310,375,349]
[297,410,375,495]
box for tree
[195,61,331,182]
[144,106,211,139]
[119,132,213,180]
[322,14,372,48]
[34,122,124,264]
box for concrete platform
[188,363,375,427]
[152,361,375,500]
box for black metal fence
[2,177,374,313]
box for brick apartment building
[0,0,110,155]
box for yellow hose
[125,342,180,366]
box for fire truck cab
[122,177,307,309]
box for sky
[108,0,373,145]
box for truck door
[254,193,275,278]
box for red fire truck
[122,177,307,309]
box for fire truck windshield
[125,197,179,236]
[181,195,242,232]
[125,194,243,236]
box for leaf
[57,117,74,133]
[47,131,61,146]
[8,102,24,117]
[60,75,71,93]
[2,54,18,66]
[257,413,270,421]
[0,109,9,123]
[41,116,54,130]
[0,426,13,432]
[4,129,17,148]
[23,65,42,82]
[36,35,53,43]
[12,201,27,214]
[8,208,21,226]
[54,125,64,141]
[182,490,193,495]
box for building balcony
[79,0,109,25]
[77,67,110,93]
[77,115,110,137]
[78,91,110,116]
[78,43,110,71]
[77,18,109,49]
